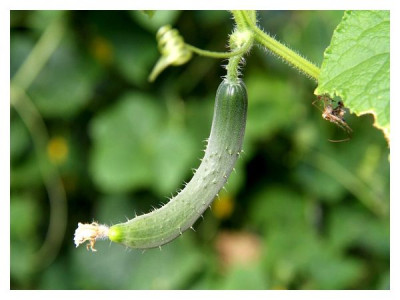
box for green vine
[10,14,68,270]
[149,10,320,83]
[238,10,320,81]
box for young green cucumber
[108,78,248,249]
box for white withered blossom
[74,222,109,252]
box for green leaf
[71,232,204,289]
[244,71,304,147]
[10,194,41,241]
[89,92,162,193]
[89,91,198,195]
[28,37,100,118]
[316,10,390,142]
[10,33,35,77]
[151,128,197,195]
[220,264,269,289]
[10,113,31,162]
[305,249,365,289]
[249,185,307,230]
[328,205,389,257]
[112,31,158,86]
[10,194,42,284]
[11,154,43,189]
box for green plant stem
[10,13,68,270]
[226,55,243,83]
[225,13,255,82]
[226,37,254,82]
[11,15,65,92]
[185,43,250,59]
[239,10,321,81]
[231,10,248,30]
[306,150,388,217]
[11,86,68,270]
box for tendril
[148,25,192,82]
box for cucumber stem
[237,10,320,81]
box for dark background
[10,10,389,289]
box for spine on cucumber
[108,78,248,249]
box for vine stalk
[10,14,68,270]
[235,10,320,81]
[150,10,320,83]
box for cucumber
[108,78,248,249]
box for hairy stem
[185,43,250,59]
[231,10,255,30]
[226,55,244,83]
[239,10,320,81]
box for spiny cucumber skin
[110,78,248,249]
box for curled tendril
[148,25,192,82]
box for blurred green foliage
[10,11,389,290]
